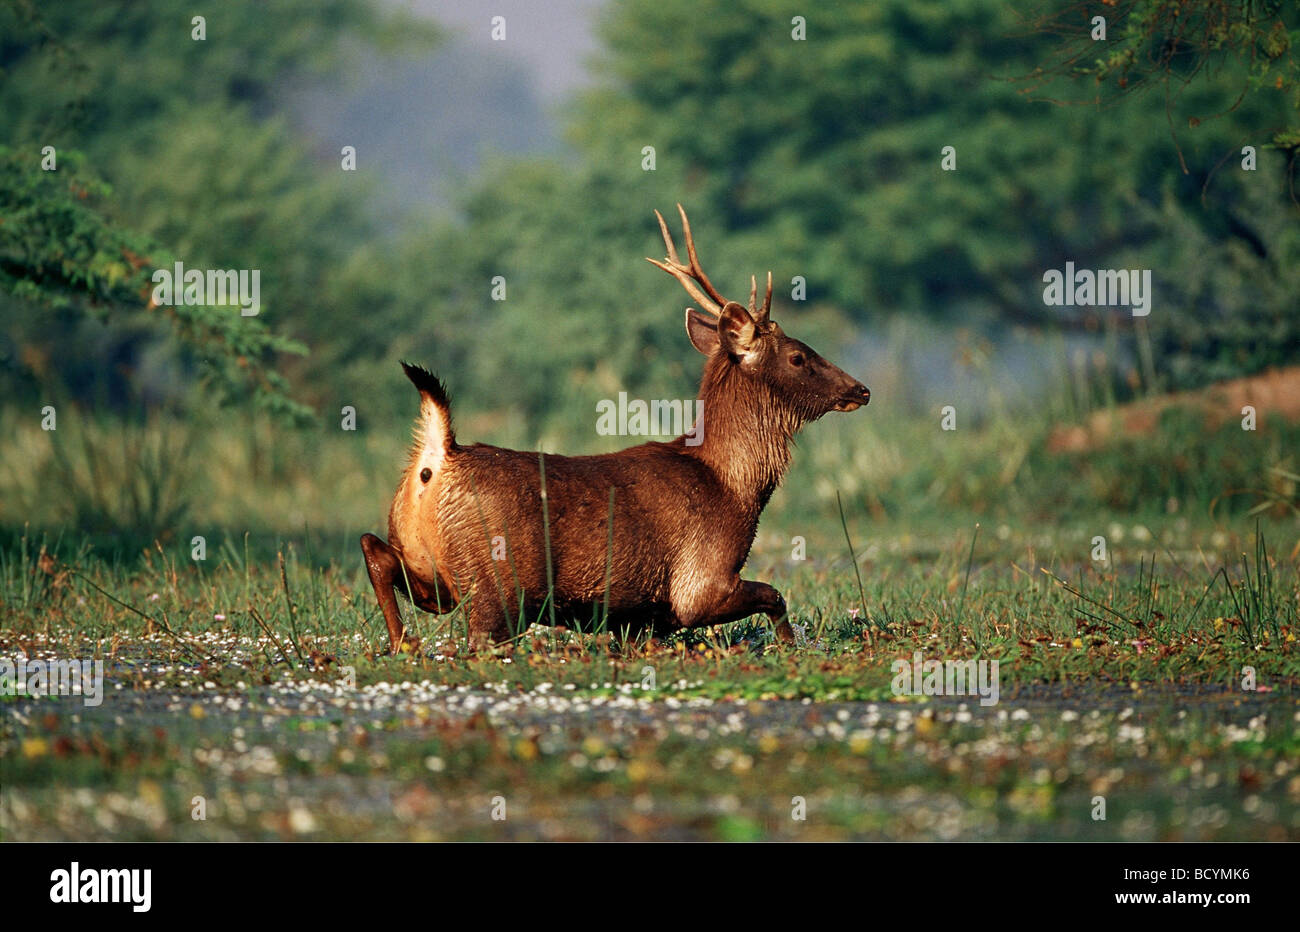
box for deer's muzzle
[833,383,871,412]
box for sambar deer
[361,205,869,653]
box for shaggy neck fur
[691,352,804,508]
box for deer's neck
[691,357,801,508]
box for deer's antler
[648,205,772,324]
[747,271,773,325]
[646,204,730,318]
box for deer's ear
[685,308,719,355]
[717,301,759,361]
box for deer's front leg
[678,577,795,643]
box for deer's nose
[852,383,870,405]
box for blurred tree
[414,0,1298,425]
[1021,0,1299,153]
[0,144,308,418]
[1019,0,1300,390]
[0,0,438,415]
[3,0,1294,440]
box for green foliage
[1136,160,1300,388]
[0,0,438,418]
[569,0,1294,321]
[0,144,309,418]
[1031,0,1300,151]
[1,0,1296,466]
[402,0,1299,432]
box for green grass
[2,514,1297,841]
[3,514,1297,692]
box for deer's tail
[401,361,455,455]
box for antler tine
[646,205,725,317]
[748,275,758,316]
[654,208,683,267]
[675,204,728,310]
[759,270,773,323]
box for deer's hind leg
[359,533,456,654]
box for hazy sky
[292,1,609,210]
[399,0,607,102]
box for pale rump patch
[388,390,456,594]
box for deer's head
[648,205,870,424]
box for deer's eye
[789,352,805,367]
